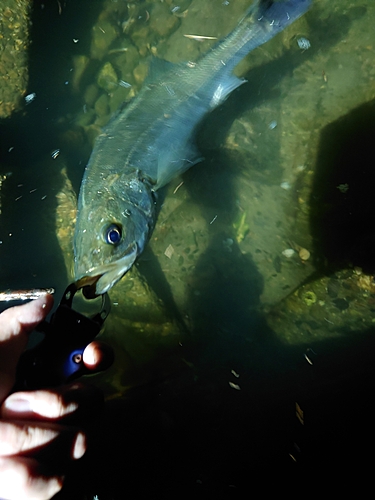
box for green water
[1,0,375,495]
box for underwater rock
[97,62,118,92]
[149,3,179,38]
[0,0,30,117]
[90,20,118,60]
[71,55,90,93]
[94,93,110,118]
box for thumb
[0,295,54,401]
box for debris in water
[164,244,174,259]
[282,248,295,258]
[229,382,241,390]
[24,92,36,104]
[295,402,304,425]
[184,34,218,41]
[297,37,311,50]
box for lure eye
[104,223,122,245]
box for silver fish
[74,0,311,295]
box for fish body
[74,0,311,295]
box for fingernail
[73,432,86,459]
[4,396,31,412]
[83,345,97,366]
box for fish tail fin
[252,0,311,31]
[216,0,311,72]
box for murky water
[1,0,375,495]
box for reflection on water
[1,0,375,495]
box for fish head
[73,177,154,296]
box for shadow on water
[310,98,375,273]
[305,4,374,273]
[57,323,375,498]
[137,32,319,330]
[166,29,313,341]
[164,0,364,335]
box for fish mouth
[75,244,138,297]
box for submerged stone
[97,62,118,92]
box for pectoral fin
[155,144,204,190]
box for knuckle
[29,391,78,419]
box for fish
[74,0,311,295]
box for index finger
[0,295,54,402]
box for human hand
[0,295,113,500]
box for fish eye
[104,223,122,245]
